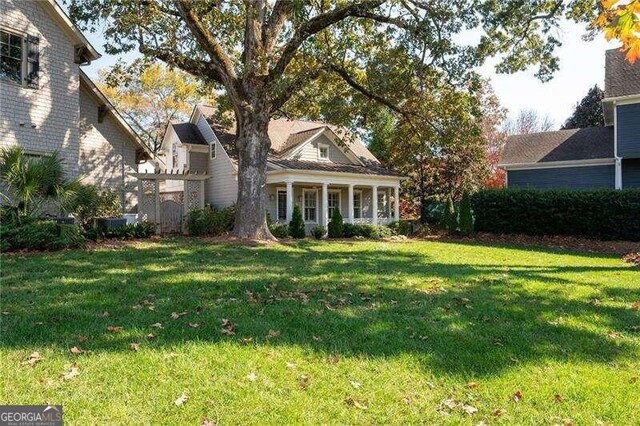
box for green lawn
[1,239,638,424]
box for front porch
[266,173,401,230]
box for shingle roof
[198,106,380,164]
[268,159,403,177]
[500,127,614,165]
[605,48,640,98]
[171,122,207,145]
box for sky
[82,20,620,130]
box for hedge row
[471,188,640,241]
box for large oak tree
[69,0,611,239]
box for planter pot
[96,217,127,230]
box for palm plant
[0,147,78,224]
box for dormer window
[318,143,329,160]
[0,29,39,88]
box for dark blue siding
[622,159,640,188]
[617,103,640,158]
[508,165,615,189]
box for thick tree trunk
[232,108,275,240]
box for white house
[0,0,152,212]
[158,105,404,232]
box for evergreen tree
[442,196,458,234]
[327,208,344,238]
[459,190,474,236]
[562,85,604,129]
[289,205,306,239]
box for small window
[353,191,362,219]
[303,190,317,222]
[318,144,329,160]
[277,190,287,221]
[0,30,39,88]
[209,140,216,159]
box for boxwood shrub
[471,188,640,241]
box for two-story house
[0,0,151,212]
[499,49,640,190]
[159,105,404,233]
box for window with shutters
[0,29,39,88]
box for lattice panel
[160,191,184,204]
[139,179,157,223]
[185,180,202,213]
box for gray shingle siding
[507,165,615,190]
[617,103,640,158]
[622,159,640,188]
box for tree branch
[268,0,385,84]
[262,0,293,55]
[270,68,323,110]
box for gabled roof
[171,122,208,145]
[500,127,614,165]
[269,159,403,177]
[39,0,100,63]
[605,48,640,99]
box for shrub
[342,223,393,239]
[1,220,85,252]
[311,225,325,239]
[269,223,290,238]
[85,221,155,241]
[458,190,474,236]
[441,196,458,234]
[421,201,444,224]
[327,208,344,238]
[289,205,306,239]
[64,185,122,229]
[186,205,235,236]
[389,220,413,236]
[471,188,640,241]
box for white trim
[302,188,319,224]
[500,158,616,171]
[267,168,405,186]
[602,94,640,105]
[318,142,330,161]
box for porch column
[154,180,160,232]
[321,182,329,226]
[286,180,294,222]
[348,184,354,224]
[372,185,378,225]
[615,158,622,190]
[394,185,400,222]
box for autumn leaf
[70,346,84,355]
[402,397,412,405]
[512,390,523,402]
[150,322,163,329]
[98,311,110,317]
[187,322,200,328]
[242,337,253,345]
[466,382,479,389]
[630,376,638,384]
[462,404,478,415]
[267,329,280,338]
[246,372,257,382]
[146,333,156,339]
[297,374,311,390]
[492,408,506,417]
[200,418,215,426]
[130,343,140,351]
[344,396,368,410]
[174,392,188,406]
[285,362,296,369]
[24,352,42,367]
[350,380,362,389]
[171,311,187,320]
[78,335,88,343]
[220,319,236,335]
[62,365,80,380]
[312,335,322,341]
[554,394,563,403]
[327,354,339,364]
[631,301,640,311]
[107,325,123,332]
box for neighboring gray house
[500,49,640,190]
[159,105,404,232]
[0,0,152,212]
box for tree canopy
[562,85,605,129]
[67,0,617,238]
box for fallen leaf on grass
[350,381,361,389]
[242,337,253,345]
[130,343,140,351]
[440,399,458,410]
[61,365,80,380]
[267,329,280,338]
[327,354,339,364]
[298,374,311,390]
[200,418,215,426]
[107,325,123,332]
[34,322,45,326]
[466,382,479,389]
[150,322,163,329]
[98,311,110,317]
[164,352,178,359]
[187,322,200,328]
[220,319,236,335]
[344,396,368,410]
[632,301,640,311]
[402,397,412,405]
[462,404,478,415]
[630,376,637,384]
[174,392,188,406]
[312,335,322,341]
[24,352,42,367]
[171,311,187,320]
[512,391,523,402]
[607,330,623,339]
[554,394,563,403]
[492,408,506,417]
[78,335,88,343]
[246,372,257,382]
[146,333,156,339]
[285,362,296,369]
[70,346,84,355]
